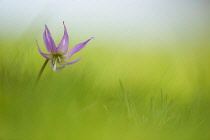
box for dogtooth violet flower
[36,22,94,71]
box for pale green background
[0,0,210,140]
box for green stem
[35,59,49,86]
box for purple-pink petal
[64,58,81,65]
[43,25,57,53]
[36,41,51,59]
[65,37,94,60]
[56,22,69,54]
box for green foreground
[0,39,210,140]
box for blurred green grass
[0,35,210,140]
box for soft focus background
[0,0,210,140]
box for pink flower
[36,22,94,71]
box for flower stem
[35,59,49,87]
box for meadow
[0,33,210,140]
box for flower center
[52,53,63,64]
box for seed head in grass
[36,21,94,71]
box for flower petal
[56,22,69,54]
[36,40,51,59]
[64,57,81,65]
[50,60,65,71]
[55,66,65,71]
[65,37,94,60]
[43,25,57,53]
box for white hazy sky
[0,0,209,46]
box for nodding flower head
[36,22,94,71]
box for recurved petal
[54,66,65,71]
[63,57,81,65]
[56,22,69,54]
[50,60,54,69]
[50,60,65,71]
[36,41,51,59]
[65,37,94,60]
[43,25,57,53]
